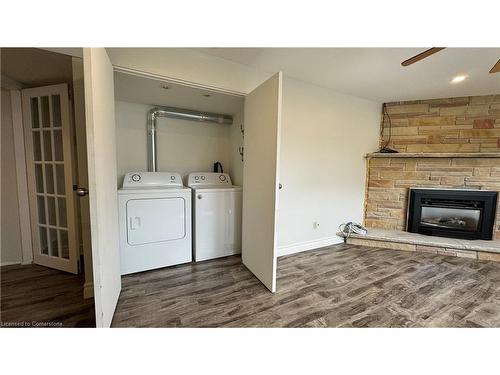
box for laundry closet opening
[113,69,247,276]
[113,70,245,187]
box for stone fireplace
[344,94,500,262]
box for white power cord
[338,222,368,239]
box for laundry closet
[113,71,245,274]
[83,49,282,326]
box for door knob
[75,187,89,196]
[279,183,283,190]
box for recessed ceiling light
[451,75,467,84]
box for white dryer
[118,172,192,275]
[187,173,242,262]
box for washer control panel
[187,172,232,187]
[122,172,183,189]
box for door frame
[10,89,33,264]
[72,57,94,298]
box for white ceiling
[195,48,500,102]
[5,48,497,104]
[114,71,244,114]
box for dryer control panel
[122,172,183,189]
[187,172,232,187]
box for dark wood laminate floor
[112,244,500,328]
[0,264,95,328]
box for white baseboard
[0,261,22,267]
[277,236,343,257]
[83,282,94,299]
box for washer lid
[122,172,183,189]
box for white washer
[118,172,192,275]
[187,173,242,262]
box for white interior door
[83,48,121,327]
[242,72,283,292]
[22,84,79,274]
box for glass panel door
[22,84,78,274]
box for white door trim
[72,57,94,298]
[11,89,33,264]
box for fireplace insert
[407,188,498,240]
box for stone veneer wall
[382,95,500,153]
[365,157,500,240]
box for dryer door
[126,198,185,245]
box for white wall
[1,89,23,265]
[115,100,243,186]
[277,77,381,256]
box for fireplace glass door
[420,206,481,231]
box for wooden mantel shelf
[365,152,500,159]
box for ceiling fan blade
[401,47,446,67]
[490,59,500,73]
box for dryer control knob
[131,174,141,182]
[197,195,202,199]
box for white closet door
[83,48,121,328]
[242,72,283,292]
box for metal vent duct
[147,106,233,172]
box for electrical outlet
[313,221,320,230]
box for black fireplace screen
[407,189,498,240]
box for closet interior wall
[113,72,244,186]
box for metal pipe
[147,106,233,172]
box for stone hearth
[339,228,500,262]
